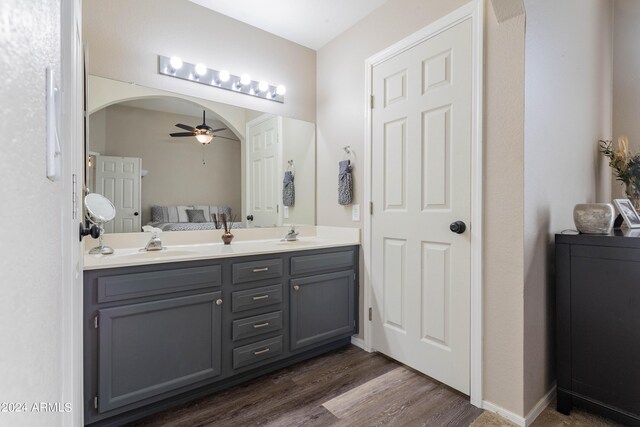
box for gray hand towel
[283,171,295,206]
[338,160,353,205]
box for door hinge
[368,307,372,321]
[369,202,373,215]
[353,272,356,281]
[94,396,98,409]
[370,95,374,109]
[277,204,279,214]
[94,315,99,329]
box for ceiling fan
[169,110,237,144]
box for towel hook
[342,146,356,165]
[286,159,296,177]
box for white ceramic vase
[573,203,615,234]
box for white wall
[612,0,640,198]
[82,0,316,123]
[93,105,242,225]
[0,0,66,425]
[282,118,316,225]
[523,0,613,414]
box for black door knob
[450,221,466,234]
[247,215,254,221]
[134,212,139,216]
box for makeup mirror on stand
[85,193,116,254]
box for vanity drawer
[233,336,283,370]
[290,250,355,276]
[96,265,222,303]
[232,259,283,284]
[231,284,282,313]
[232,311,283,341]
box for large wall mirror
[86,75,316,233]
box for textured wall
[523,0,613,414]
[82,0,316,123]
[0,0,65,425]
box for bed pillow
[193,205,212,221]
[186,209,206,223]
[151,206,169,223]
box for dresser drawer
[233,336,283,370]
[96,265,222,303]
[290,250,355,276]
[231,284,282,313]
[232,311,283,341]
[232,259,283,284]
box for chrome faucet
[282,225,299,241]
[141,226,164,251]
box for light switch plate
[352,204,360,221]
[283,206,289,219]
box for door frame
[363,0,484,407]
[244,114,284,227]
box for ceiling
[188,0,389,50]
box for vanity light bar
[158,55,285,103]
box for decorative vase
[221,232,234,245]
[573,203,615,234]
[625,184,640,211]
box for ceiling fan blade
[211,127,227,133]
[214,135,240,142]
[170,132,196,137]
[175,123,197,132]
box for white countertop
[83,226,360,270]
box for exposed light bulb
[169,56,183,70]
[276,85,287,96]
[258,81,269,92]
[240,74,251,86]
[195,134,213,144]
[218,70,230,82]
[195,63,207,76]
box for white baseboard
[524,385,556,426]
[481,401,526,426]
[481,385,556,427]
[350,336,371,352]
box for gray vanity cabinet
[84,246,358,427]
[290,270,355,350]
[97,292,222,412]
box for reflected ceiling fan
[169,110,238,144]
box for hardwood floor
[129,345,483,427]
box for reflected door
[246,116,281,227]
[370,18,472,394]
[95,155,141,233]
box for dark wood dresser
[556,231,640,426]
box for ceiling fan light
[195,134,213,144]
[169,56,183,70]
[195,63,207,76]
[218,70,230,82]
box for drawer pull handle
[252,295,270,301]
[293,285,300,291]
[253,322,270,329]
[253,347,270,355]
[252,267,269,273]
[215,299,223,305]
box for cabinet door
[97,292,222,413]
[290,270,355,351]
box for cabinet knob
[293,285,299,291]
[216,299,223,305]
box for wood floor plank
[128,345,482,427]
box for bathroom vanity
[83,228,359,426]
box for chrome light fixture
[158,55,286,103]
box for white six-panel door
[246,116,281,227]
[95,155,141,233]
[371,18,473,394]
